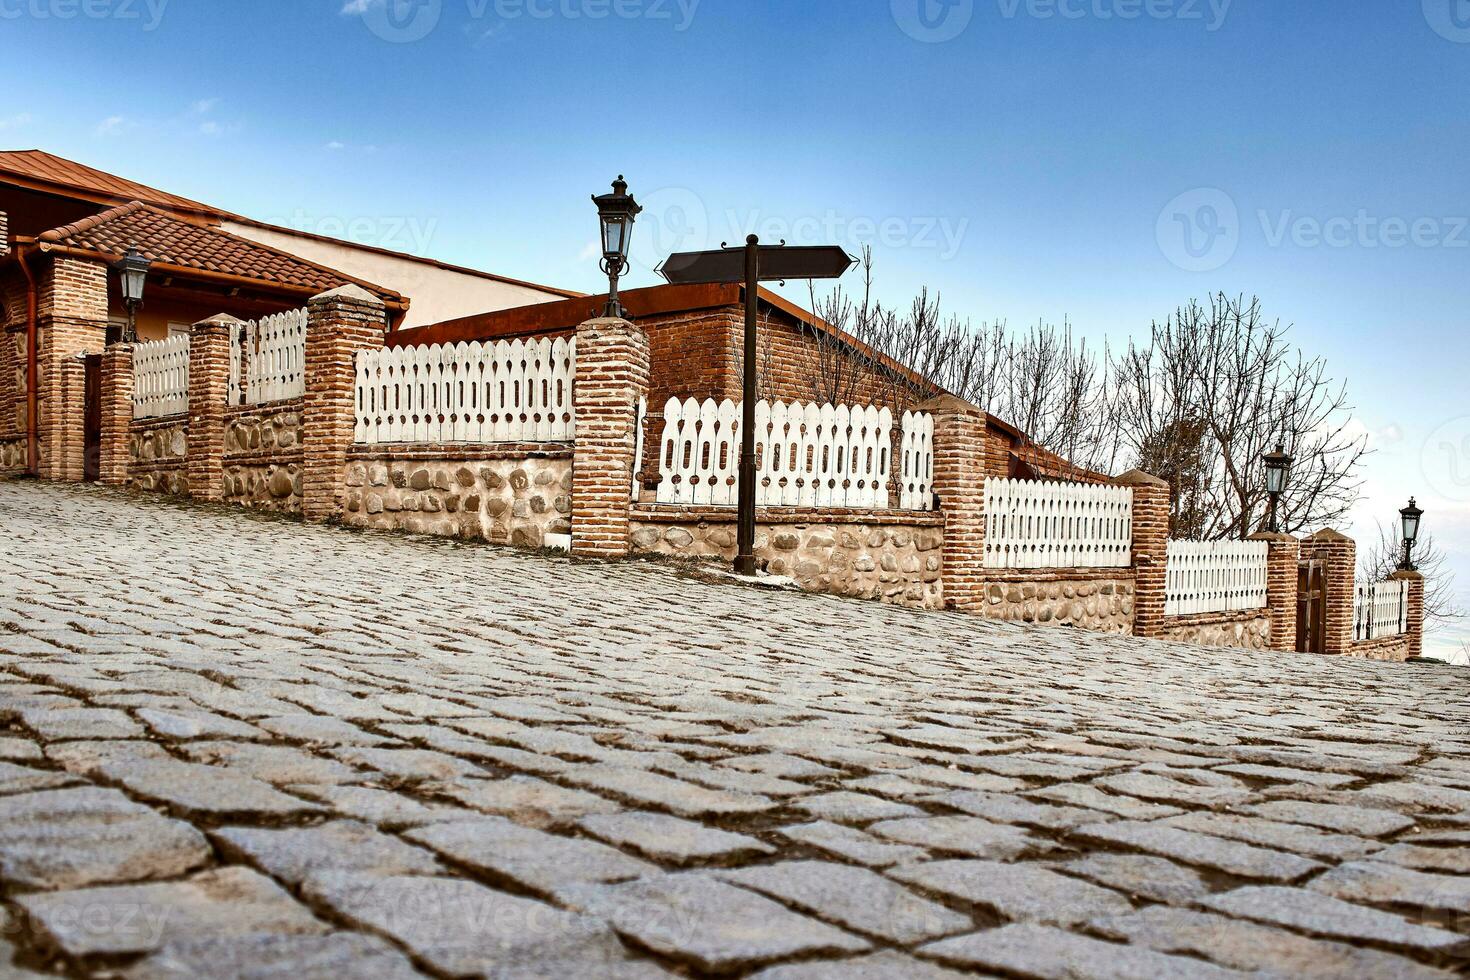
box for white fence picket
[237,308,307,406]
[353,336,575,444]
[655,397,906,510]
[1165,540,1270,616]
[132,334,190,419]
[983,478,1133,569]
[899,411,935,511]
[1353,579,1409,640]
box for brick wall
[571,317,650,559]
[185,316,239,502]
[36,257,107,479]
[301,285,387,522]
[1117,469,1170,639]
[922,394,988,611]
[1301,529,1356,656]
[97,344,133,486]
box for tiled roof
[38,202,402,302]
[0,149,222,216]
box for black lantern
[113,247,151,344]
[1399,497,1424,571]
[592,176,641,319]
[1262,442,1293,533]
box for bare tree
[1358,522,1464,630]
[1114,295,1368,539]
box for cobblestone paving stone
[0,481,1468,977]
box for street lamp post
[114,247,150,345]
[1399,497,1423,571]
[592,176,642,319]
[1262,442,1293,534]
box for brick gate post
[1249,532,1302,653]
[571,317,649,559]
[37,257,109,480]
[301,285,386,523]
[918,394,988,612]
[1304,529,1356,656]
[1391,568,1426,660]
[186,315,240,502]
[97,344,134,486]
[1115,469,1171,639]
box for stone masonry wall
[128,417,189,495]
[342,451,571,549]
[979,570,1136,635]
[1347,635,1411,663]
[0,437,23,475]
[222,401,304,514]
[628,507,944,609]
[1157,609,1272,651]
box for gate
[83,353,102,482]
[1296,559,1327,653]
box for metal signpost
[658,237,855,576]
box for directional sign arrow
[657,244,855,285]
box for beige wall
[221,222,571,329]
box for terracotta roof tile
[37,201,402,302]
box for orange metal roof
[0,149,222,217]
[37,201,405,304]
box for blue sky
[4,0,1469,653]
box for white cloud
[340,0,377,13]
[578,240,601,262]
[94,116,130,137]
[325,141,346,151]
[190,98,220,116]
[0,113,32,131]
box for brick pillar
[301,285,385,522]
[56,357,86,481]
[1250,531,1301,653]
[1304,529,1356,656]
[37,257,108,479]
[98,344,134,486]
[186,315,240,502]
[1392,568,1425,660]
[571,317,650,559]
[1116,469,1171,638]
[919,394,988,612]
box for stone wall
[128,417,188,495]
[628,506,945,609]
[0,436,23,475]
[222,401,304,514]
[979,570,1136,635]
[342,449,572,548]
[1157,609,1272,651]
[1347,635,1411,663]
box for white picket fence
[231,308,307,406]
[1354,579,1409,640]
[132,334,190,419]
[655,397,931,510]
[899,410,935,511]
[983,478,1133,569]
[1165,540,1270,616]
[354,337,575,444]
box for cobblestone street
[1,479,1468,978]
